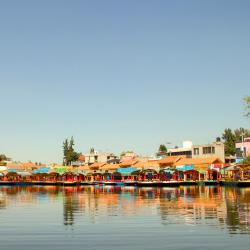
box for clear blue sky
[0,0,249,163]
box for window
[194,148,199,155]
[202,147,214,154]
[212,147,215,154]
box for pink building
[236,137,250,157]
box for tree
[241,156,250,165]
[234,128,250,142]
[222,128,250,156]
[63,137,80,166]
[0,154,8,166]
[0,154,7,162]
[222,128,236,156]
[120,151,134,157]
[243,96,250,117]
[158,144,167,152]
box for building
[236,137,250,158]
[85,150,119,165]
[192,141,225,162]
[163,140,225,162]
[166,141,193,157]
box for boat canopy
[117,167,138,176]
[32,167,50,174]
[0,166,7,172]
[176,165,194,171]
[17,171,31,177]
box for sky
[0,0,249,163]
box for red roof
[89,162,106,169]
[176,157,223,166]
[158,156,183,166]
[119,160,138,167]
[78,154,85,162]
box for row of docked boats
[0,179,221,186]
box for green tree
[234,128,250,142]
[243,96,250,117]
[158,144,167,152]
[241,156,250,165]
[63,137,79,166]
[0,154,8,166]
[222,128,236,156]
[0,154,7,161]
[222,128,250,156]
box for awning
[176,165,194,171]
[8,169,18,173]
[32,167,50,174]
[0,166,7,172]
[17,171,31,177]
[117,167,138,176]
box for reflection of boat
[103,181,124,186]
[203,180,219,185]
[161,181,180,187]
[81,181,96,185]
[237,180,250,187]
[94,181,105,185]
[62,181,79,186]
[137,181,161,187]
[123,180,138,186]
[179,181,198,186]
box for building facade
[236,137,250,158]
[85,151,119,164]
[163,141,225,162]
[192,141,225,162]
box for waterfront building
[192,141,225,162]
[175,157,224,181]
[163,140,225,162]
[84,150,119,165]
[236,137,250,158]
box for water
[0,185,249,250]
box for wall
[192,142,225,162]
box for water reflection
[0,185,249,234]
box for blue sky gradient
[0,0,249,163]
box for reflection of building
[0,185,249,234]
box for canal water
[0,185,249,250]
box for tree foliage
[222,128,250,156]
[243,96,250,117]
[63,137,80,166]
[241,156,250,165]
[0,154,7,162]
[158,144,167,152]
[120,151,134,157]
[0,154,8,166]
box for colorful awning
[176,165,194,171]
[117,167,138,176]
